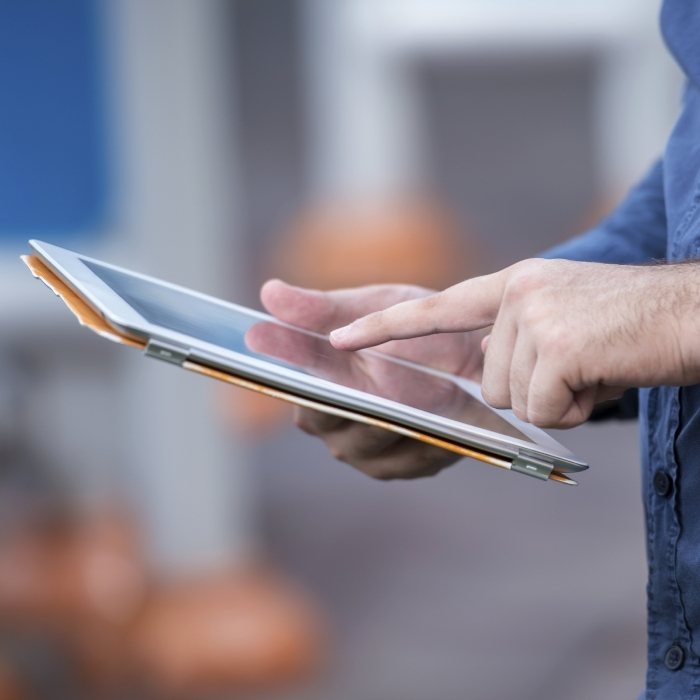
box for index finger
[329,270,507,351]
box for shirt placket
[645,385,696,698]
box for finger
[526,361,596,428]
[349,438,458,481]
[293,406,349,436]
[480,310,517,410]
[329,269,508,351]
[508,334,537,421]
[260,279,430,334]
[323,422,403,463]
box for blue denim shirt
[544,3,700,697]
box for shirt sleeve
[540,159,667,263]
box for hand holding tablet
[22,241,588,485]
[250,280,491,480]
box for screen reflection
[244,320,531,442]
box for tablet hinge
[512,449,554,481]
[145,340,189,366]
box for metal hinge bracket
[145,340,189,366]
[511,449,555,481]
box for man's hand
[259,280,487,480]
[330,259,699,428]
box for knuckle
[521,302,548,328]
[505,273,539,301]
[542,326,573,357]
[511,258,544,276]
[365,308,386,332]
[505,264,547,303]
[421,291,444,309]
[411,292,444,318]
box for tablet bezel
[28,239,588,474]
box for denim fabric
[543,3,700,696]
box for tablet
[25,240,588,484]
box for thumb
[260,279,432,335]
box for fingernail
[330,325,351,343]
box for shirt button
[664,644,685,671]
[653,470,672,498]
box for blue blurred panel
[0,0,109,242]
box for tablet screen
[82,258,537,445]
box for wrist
[661,262,700,385]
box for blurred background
[0,0,683,698]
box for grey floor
[251,417,646,700]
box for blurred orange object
[0,512,146,630]
[130,568,324,694]
[224,196,480,434]
[0,662,27,700]
[0,514,324,695]
[277,197,475,290]
[0,511,148,689]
